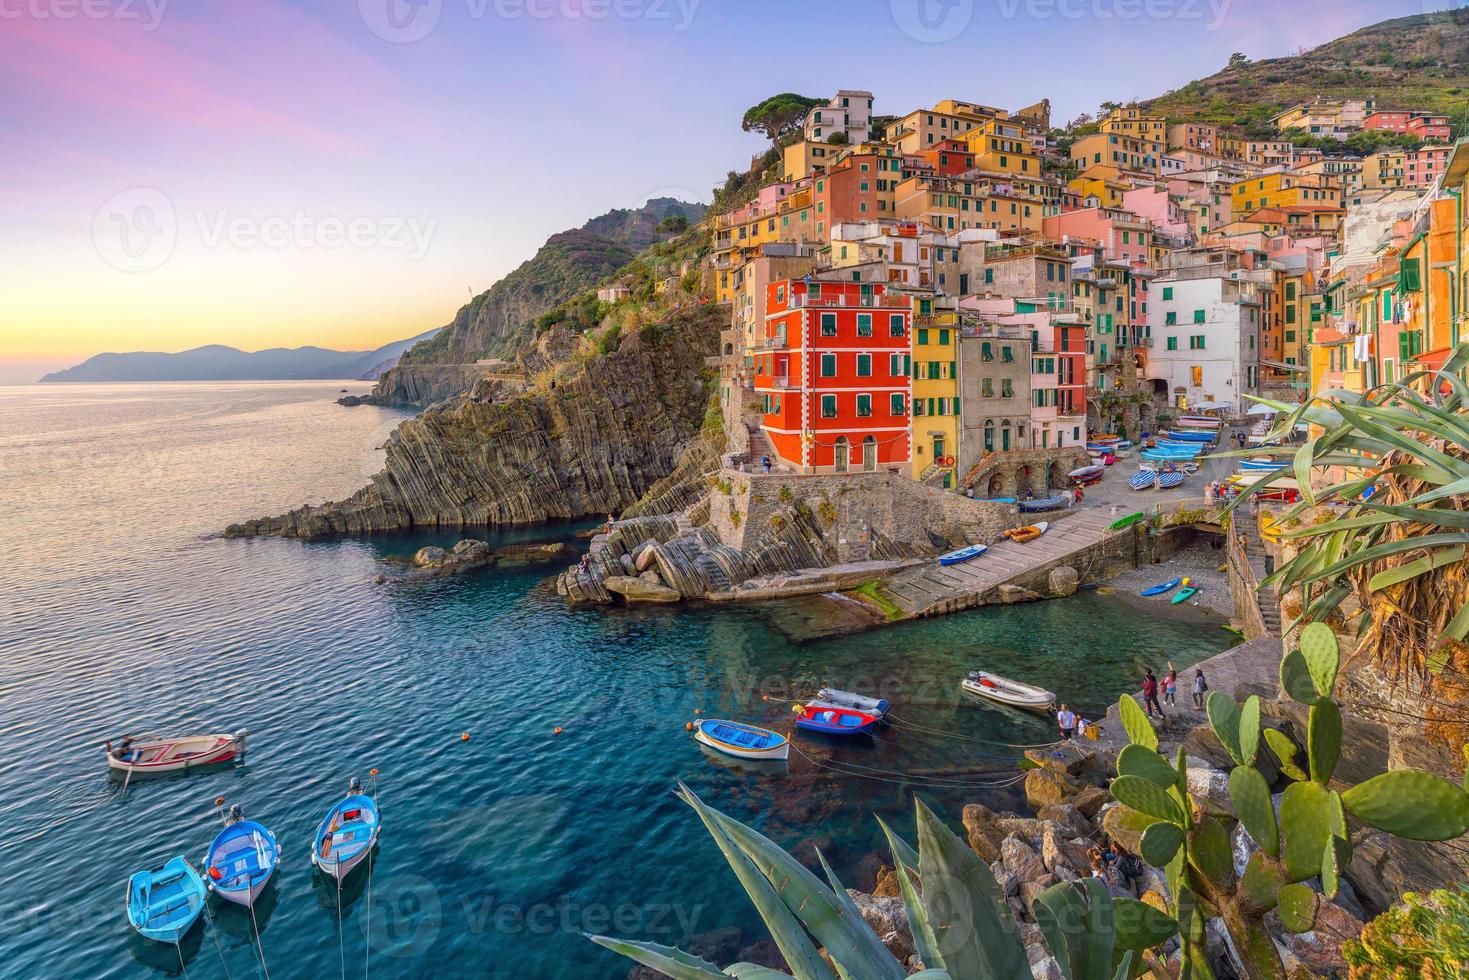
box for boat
[203,806,278,908]
[311,777,381,881]
[1128,471,1157,491]
[105,731,248,776]
[1003,521,1048,543]
[1109,511,1145,530]
[1018,495,1069,513]
[960,671,1055,712]
[1171,585,1200,604]
[1068,463,1106,481]
[1157,472,1185,490]
[1154,439,1205,452]
[815,688,891,719]
[975,496,1017,504]
[1160,429,1215,443]
[1140,577,1183,597]
[1237,458,1281,472]
[938,543,987,566]
[1176,415,1223,428]
[126,856,206,943]
[693,719,790,760]
[794,704,881,736]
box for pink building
[1406,146,1452,187]
[1121,186,1191,239]
[1043,207,1151,265]
[1362,110,1414,133]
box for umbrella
[1246,404,1278,417]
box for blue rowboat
[1157,471,1185,489]
[975,496,1017,504]
[311,778,380,881]
[1140,577,1182,597]
[1155,439,1204,452]
[1128,470,1157,490]
[1018,494,1068,512]
[794,704,880,736]
[939,544,987,565]
[1161,429,1215,443]
[126,856,206,943]
[1238,459,1280,471]
[694,719,789,760]
[203,806,278,908]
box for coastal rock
[1001,836,1047,884]
[998,583,1043,604]
[1047,565,1079,597]
[1024,767,1077,809]
[1266,899,1364,973]
[845,891,914,965]
[638,570,663,585]
[1100,803,1153,857]
[1040,824,1090,880]
[1184,757,1233,817]
[1035,803,1093,839]
[632,541,658,572]
[413,546,450,566]
[1029,954,1066,980]
[1019,875,1058,914]
[962,804,1005,862]
[871,865,902,898]
[1025,741,1096,777]
[492,541,576,566]
[603,575,681,604]
[1071,784,1109,820]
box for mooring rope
[173,938,191,979]
[248,900,271,980]
[885,711,1063,750]
[789,743,1029,790]
[365,768,379,980]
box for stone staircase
[1240,510,1282,633]
[745,424,777,467]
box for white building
[828,220,959,292]
[1147,273,1262,411]
[804,90,875,145]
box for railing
[792,294,910,309]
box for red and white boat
[105,731,249,776]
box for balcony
[792,293,909,309]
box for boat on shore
[794,704,881,736]
[311,777,380,881]
[1128,470,1157,490]
[126,856,206,943]
[1141,576,1184,596]
[1003,521,1048,543]
[1157,471,1185,490]
[105,731,248,777]
[203,805,278,908]
[693,719,790,760]
[1172,585,1201,604]
[961,671,1056,712]
[1068,463,1106,482]
[1018,494,1068,513]
[938,543,987,566]
[1109,512,1145,530]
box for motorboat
[961,671,1055,713]
[793,704,880,736]
[814,688,890,719]
[1002,521,1048,543]
[203,806,278,908]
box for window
[981,378,993,397]
[1189,336,1205,350]
[1165,311,1176,326]
[890,393,905,415]
[889,353,905,376]
[981,341,994,361]
[820,313,837,336]
[1166,337,1178,351]
[856,394,872,417]
[1286,306,1296,324]
[1193,309,1205,324]
[1001,378,1014,398]
[856,354,872,377]
[820,395,837,417]
[1161,286,1173,300]
[938,328,950,345]
[820,354,837,377]
[917,328,929,345]
[1001,345,1014,362]
[984,268,994,284]
[889,314,906,337]
[929,360,942,379]
[856,314,872,337]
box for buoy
[762,695,769,701]
[213,797,225,807]
[460,732,470,741]
[693,708,702,716]
[685,722,694,731]
[369,767,379,776]
[553,727,563,735]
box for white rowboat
[106,731,248,775]
[961,671,1056,713]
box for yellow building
[1362,150,1407,189]
[712,186,817,302]
[910,308,959,486]
[885,100,1006,154]
[781,140,840,181]
[1230,172,1341,212]
[891,174,1045,235]
[1068,172,1128,209]
[1099,105,1166,143]
[1070,131,1164,175]
[962,117,1041,179]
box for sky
[0,0,1442,382]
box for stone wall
[958,447,1092,497]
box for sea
[0,382,1232,978]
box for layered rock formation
[225,306,721,539]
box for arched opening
[988,473,1005,497]
[723,342,734,356]
[1151,378,1168,396]
[862,436,877,471]
[983,419,994,453]
[1001,419,1013,452]
[1019,464,1033,494]
[1047,460,1063,490]
[834,437,849,473]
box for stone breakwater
[224,307,721,539]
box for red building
[1407,114,1451,142]
[1362,110,1414,133]
[754,278,912,473]
[916,138,976,176]
[1363,111,1452,142]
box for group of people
[1056,663,1210,738]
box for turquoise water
[0,383,1231,978]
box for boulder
[845,891,914,965]
[603,575,681,604]
[1024,767,1077,809]
[1035,803,1092,839]
[1047,565,1079,597]
[413,546,448,567]
[1071,784,1109,820]
[619,554,636,574]
[962,804,1005,863]
[1019,875,1058,914]
[638,570,664,586]
[1025,741,1096,777]
[1030,954,1066,980]
[1041,824,1092,881]
[1001,836,1047,884]
[998,584,1043,604]
[1266,898,1363,974]
[1180,724,1236,772]
[1100,802,1153,857]
[871,865,901,899]
[1184,757,1233,817]
[994,815,1048,844]
[632,540,659,572]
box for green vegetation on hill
[1146,10,1469,135]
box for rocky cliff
[225,305,721,538]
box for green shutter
[1400,258,1421,292]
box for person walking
[761,454,771,474]
[1192,668,1208,708]
[1142,669,1163,718]
[1056,703,1077,741]
[1164,665,1178,706]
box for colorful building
[1099,106,1167,143]
[910,309,959,485]
[755,279,913,474]
[803,89,875,145]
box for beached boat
[311,778,380,881]
[105,731,248,776]
[794,704,881,736]
[1237,458,1281,472]
[1018,495,1068,513]
[975,496,1017,504]
[1157,471,1185,490]
[693,719,790,760]
[815,688,891,719]
[1176,415,1223,428]
[1128,470,1157,491]
[1003,521,1048,543]
[1155,439,1205,452]
[938,543,987,566]
[1160,429,1215,443]
[1109,512,1145,530]
[1068,463,1106,481]
[1140,577,1183,597]
[203,806,278,908]
[1171,585,1200,604]
[126,856,206,943]
[961,671,1055,712]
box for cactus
[1307,698,1342,785]
[1279,779,1334,882]
[1140,821,1183,866]
[1341,769,1469,840]
[1110,774,1185,824]
[1322,835,1350,900]
[1237,695,1261,767]
[1187,814,1235,890]
[1278,648,1322,705]
[1298,621,1340,695]
[1264,728,1308,781]
[1206,690,1243,765]
[1276,883,1319,933]
[1238,852,1288,913]
[1228,765,1279,856]
[1118,692,1157,751]
[1118,742,1179,788]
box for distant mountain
[40,328,440,383]
[1145,10,1469,130]
[396,197,706,366]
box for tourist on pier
[1164,665,1178,706]
[1056,703,1077,741]
[1193,668,1209,708]
[1141,669,1163,717]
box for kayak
[1171,586,1200,604]
[1140,577,1182,597]
[1109,512,1145,530]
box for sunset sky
[0,0,1427,382]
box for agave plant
[587,782,1169,979]
[1106,622,1469,979]
[1217,342,1469,687]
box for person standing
[1056,703,1077,740]
[1193,668,1208,708]
[1142,669,1163,718]
[1164,665,1178,706]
